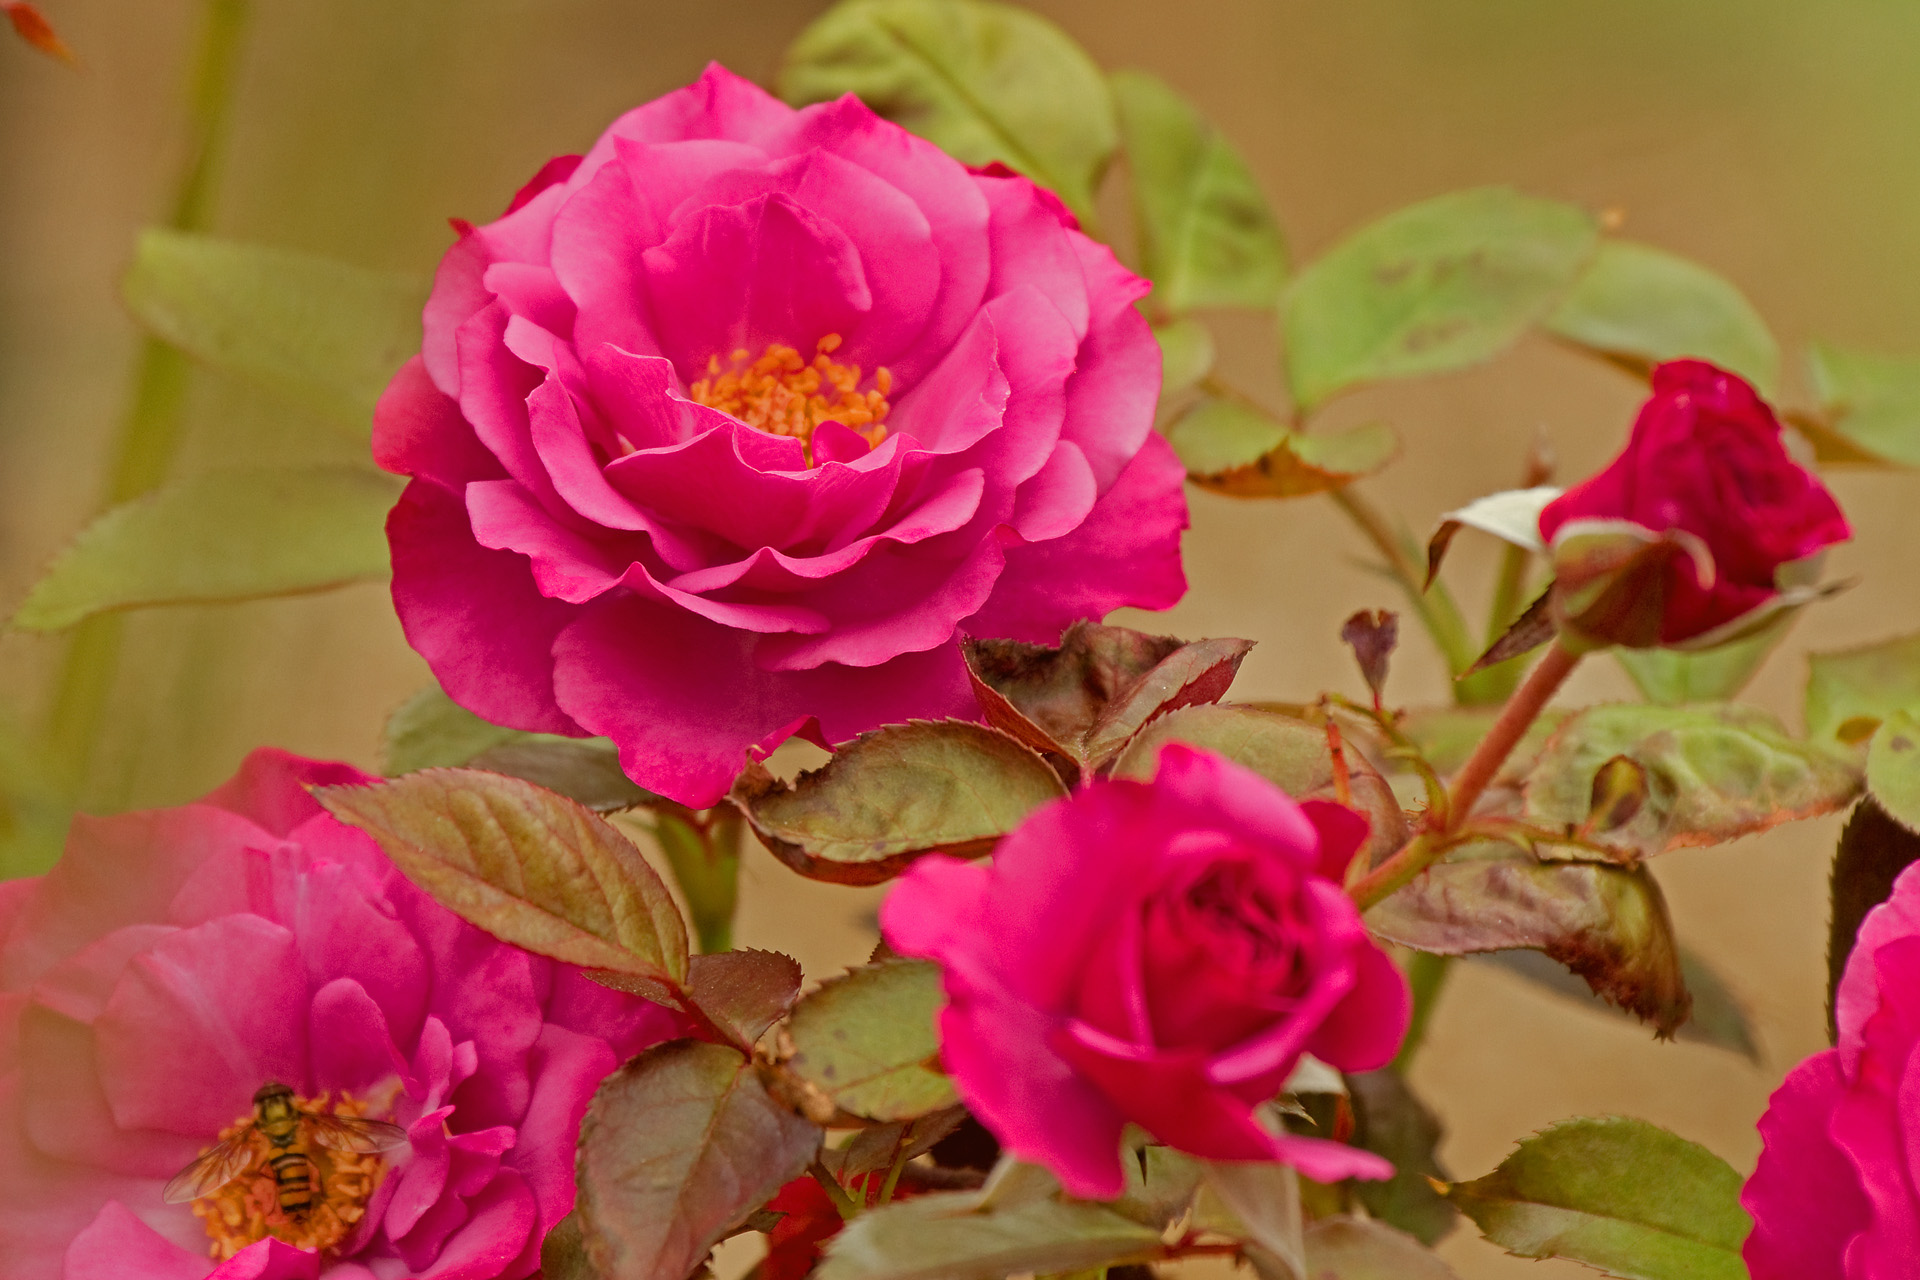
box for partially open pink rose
[1538,359,1849,647]
[376,64,1189,808]
[1743,860,1920,1279]
[0,749,685,1280]
[880,744,1408,1198]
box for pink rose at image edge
[1537,358,1850,645]
[376,62,1191,810]
[0,748,688,1280]
[1743,859,1920,1280]
[879,743,1410,1198]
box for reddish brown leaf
[963,621,1253,768]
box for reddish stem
[1349,642,1580,910]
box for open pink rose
[376,63,1190,808]
[0,749,685,1280]
[1743,859,1920,1278]
[880,743,1409,1198]
[1538,359,1849,646]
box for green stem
[1391,952,1452,1073]
[655,808,742,954]
[1327,485,1479,682]
[810,1160,861,1221]
[40,0,254,794]
[1458,540,1537,706]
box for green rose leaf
[821,1106,968,1182]
[1283,187,1599,412]
[1161,396,1286,473]
[1153,316,1217,410]
[778,0,1116,225]
[783,957,956,1122]
[1397,705,1569,778]
[1469,944,1761,1063]
[1302,1217,1463,1280]
[1867,709,1920,833]
[1365,848,1689,1035]
[1544,240,1779,396]
[1345,1070,1455,1245]
[1828,797,1920,1033]
[1446,1117,1750,1280]
[817,1190,1165,1280]
[382,685,655,814]
[577,1040,822,1280]
[732,721,1067,885]
[1806,630,1920,747]
[1521,704,1862,859]
[1115,705,1411,868]
[1802,342,1920,467]
[687,949,804,1051]
[965,620,1253,768]
[1165,398,1399,498]
[0,710,70,879]
[1612,606,1798,706]
[314,768,690,990]
[385,685,526,774]
[123,229,425,435]
[1198,1160,1305,1280]
[1110,70,1286,314]
[9,465,400,632]
[1110,1143,1204,1230]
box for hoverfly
[163,1082,407,1218]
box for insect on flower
[163,1081,408,1218]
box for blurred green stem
[655,807,742,954]
[1466,541,1537,705]
[1391,952,1452,1072]
[41,0,253,794]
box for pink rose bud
[0,749,686,1279]
[376,64,1190,808]
[1743,860,1920,1278]
[880,743,1409,1199]
[1537,359,1849,648]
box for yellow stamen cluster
[689,334,891,460]
[192,1091,390,1262]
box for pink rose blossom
[1538,359,1850,646]
[880,743,1409,1198]
[1743,859,1920,1279]
[374,63,1189,809]
[0,749,685,1280]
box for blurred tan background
[4,2,1920,1275]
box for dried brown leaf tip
[4,3,76,66]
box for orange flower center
[191,1090,392,1262]
[689,334,891,461]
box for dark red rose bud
[1538,359,1850,648]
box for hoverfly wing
[163,1131,256,1204]
[305,1112,408,1155]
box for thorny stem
[41,0,253,796]
[1348,642,1581,911]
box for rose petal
[93,914,310,1137]
[62,1199,209,1280]
[1743,1051,1866,1280]
[387,478,584,737]
[553,593,974,806]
